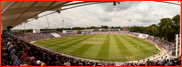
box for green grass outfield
[33,34,160,62]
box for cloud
[13,1,180,29]
[98,17,112,22]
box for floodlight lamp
[7,26,13,31]
[118,2,120,4]
[113,1,116,6]
[56,10,61,14]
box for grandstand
[62,30,76,34]
[1,1,181,66]
[81,29,92,34]
[2,30,181,66]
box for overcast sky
[13,1,181,29]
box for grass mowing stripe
[126,35,153,47]
[36,35,92,49]
[54,35,95,51]
[117,35,144,55]
[125,35,160,60]
[47,35,94,49]
[34,35,84,45]
[82,34,107,57]
[113,34,133,57]
[34,34,160,62]
[122,35,152,53]
[135,48,160,61]
[97,35,110,58]
[124,35,154,49]
[46,35,85,42]
[109,35,122,58]
[35,35,92,47]
[71,44,93,55]
[84,35,106,42]
[82,44,102,57]
[35,35,87,44]
[35,35,82,42]
[61,44,85,53]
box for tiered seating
[145,36,175,52]
[1,32,180,66]
[12,32,54,42]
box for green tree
[148,24,159,37]
[158,18,171,39]
[172,14,180,34]
[158,16,178,41]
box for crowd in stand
[145,36,175,52]
[127,32,175,52]
[1,34,116,66]
[56,32,68,37]
[12,32,77,42]
[12,32,54,42]
[127,32,139,37]
[117,57,181,66]
[118,31,129,34]
[1,31,181,66]
[91,31,126,34]
[91,32,104,34]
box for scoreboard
[123,26,127,31]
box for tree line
[129,14,180,42]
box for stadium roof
[1,1,180,30]
[1,1,114,29]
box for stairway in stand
[50,33,61,38]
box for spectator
[22,57,31,66]
[7,40,12,47]
[35,60,41,66]
[30,56,35,66]
[146,59,151,66]
[141,60,146,66]
[8,43,15,53]
[11,54,17,64]
[63,60,70,66]
[9,46,17,58]
[13,51,24,66]
[24,50,28,58]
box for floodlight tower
[62,20,64,29]
[24,22,25,33]
[46,15,50,29]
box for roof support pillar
[1,15,3,35]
